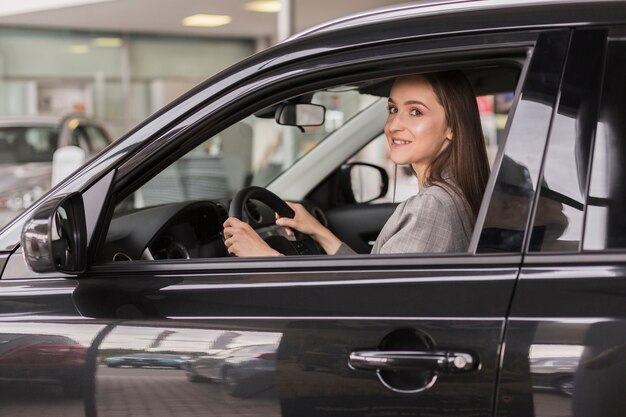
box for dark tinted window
[477,31,570,253]
[529,30,607,252]
[70,126,90,150]
[584,28,626,250]
[83,125,110,154]
[0,126,58,163]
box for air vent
[113,252,132,262]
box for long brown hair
[420,70,490,219]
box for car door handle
[348,350,478,373]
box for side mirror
[339,162,389,204]
[21,192,87,273]
[275,103,325,127]
[52,146,86,186]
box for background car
[185,343,278,398]
[0,114,111,229]
[103,352,186,369]
[530,357,578,397]
[0,333,88,397]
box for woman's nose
[386,114,404,132]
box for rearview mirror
[275,103,325,127]
[21,192,87,273]
[339,162,389,204]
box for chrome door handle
[348,350,478,373]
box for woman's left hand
[223,217,281,257]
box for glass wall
[0,27,254,230]
[0,28,255,138]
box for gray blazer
[336,184,474,255]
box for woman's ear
[445,127,453,141]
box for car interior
[98,61,523,263]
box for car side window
[101,53,543,262]
[527,30,607,252]
[584,28,626,251]
[118,89,376,209]
[9,127,58,163]
[477,30,571,253]
[83,125,110,154]
[70,126,90,152]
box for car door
[85,30,566,417]
[495,28,626,417]
[0,29,566,417]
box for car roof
[0,114,108,129]
[291,0,626,40]
[0,115,62,128]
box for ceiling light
[92,37,122,47]
[244,1,281,13]
[182,14,232,28]
[67,45,89,54]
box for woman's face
[384,75,452,178]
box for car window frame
[473,29,572,255]
[86,31,547,271]
[523,27,626,267]
[523,28,608,255]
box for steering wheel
[228,186,319,255]
[229,186,294,220]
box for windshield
[0,126,58,163]
[120,88,378,210]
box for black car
[1,1,625,416]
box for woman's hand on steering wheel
[275,202,324,237]
[277,202,342,254]
[223,217,281,257]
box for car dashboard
[102,199,325,262]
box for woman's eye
[388,107,397,114]
[410,108,422,116]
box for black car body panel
[0,1,625,417]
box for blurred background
[0,0,406,226]
[0,0,403,137]
[0,0,509,229]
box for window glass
[0,126,58,163]
[529,30,606,252]
[104,62,529,262]
[584,29,626,250]
[83,125,110,154]
[70,127,90,151]
[477,31,570,253]
[120,88,377,209]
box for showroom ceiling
[0,0,406,41]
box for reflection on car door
[79,258,515,416]
[496,28,626,417]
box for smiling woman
[223,70,490,257]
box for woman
[223,71,490,256]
